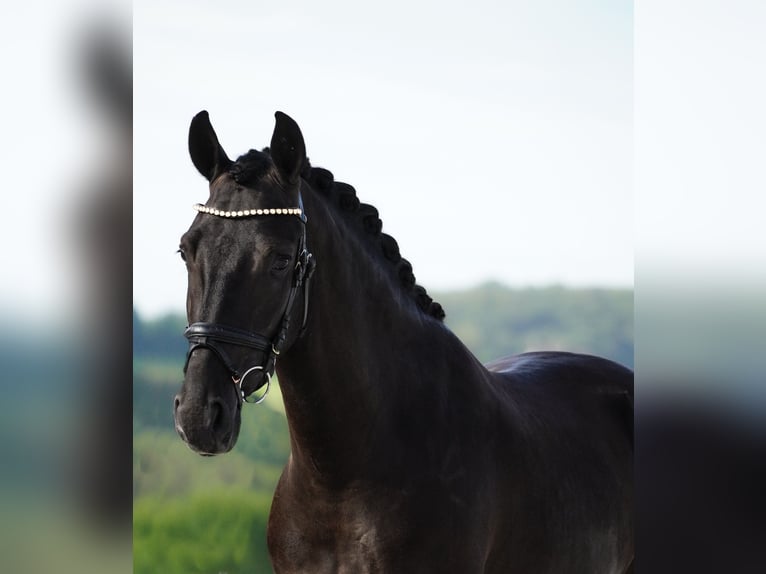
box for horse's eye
[272,256,290,271]
[177,248,187,262]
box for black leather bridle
[182,192,315,404]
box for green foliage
[133,431,285,500]
[134,490,273,574]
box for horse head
[173,111,313,455]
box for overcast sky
[133,0,632,318]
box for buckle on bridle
[293,249,313,287]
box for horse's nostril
[174,396,181,412]
[209,398,225,431]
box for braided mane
[228,150,445,322]
[303,164,445,322]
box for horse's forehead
[208,173,282,203]
[183,172,300,246]
[209,175,249,196]
[183,206,299,249]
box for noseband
[183,192,316,404]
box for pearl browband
[193,203,303,218]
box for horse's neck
[275,192,483,486]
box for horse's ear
[188,110,231,182]
[270,111,306,185]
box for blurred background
[0,1,763,573]
[0,0,132,573]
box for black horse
[173,111,634,573]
